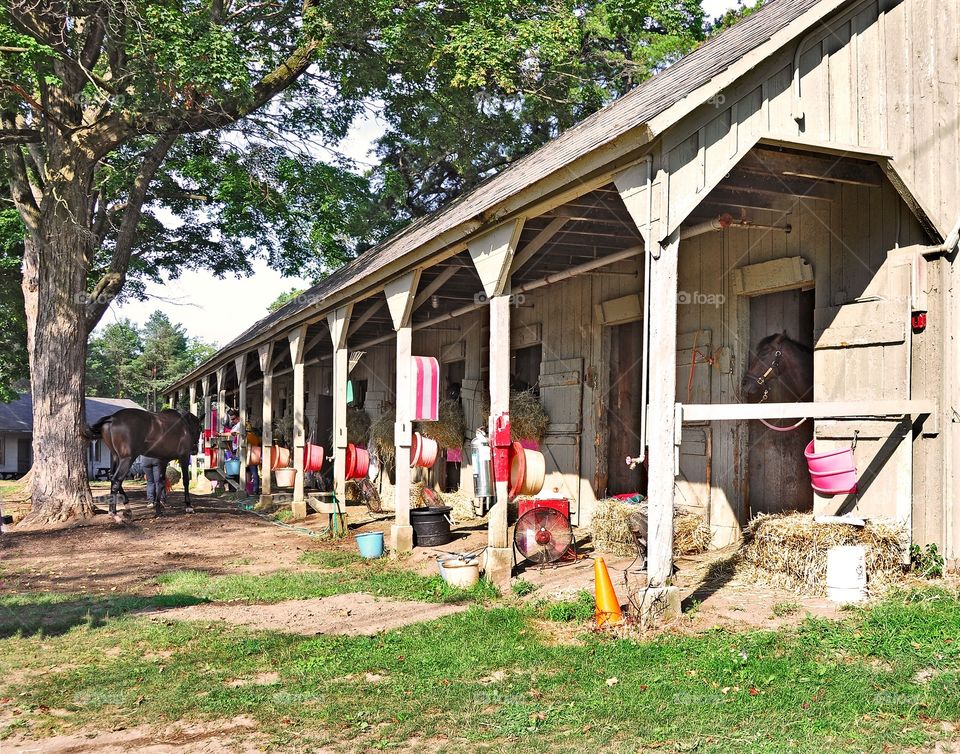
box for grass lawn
[1,554,958,752]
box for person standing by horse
[142,456,169,516]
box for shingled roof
[172,0,833,389]
[0,395,143,433]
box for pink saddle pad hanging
[411,356,440,421]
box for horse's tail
[83,416,112,440]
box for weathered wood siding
[662,0,959,236]
[675,179,928,544]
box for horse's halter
[746,349,783,403]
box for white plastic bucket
[440,560,480,588]
[826,545,867,603]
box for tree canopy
[86,312,215,409]
[0,0,709,521]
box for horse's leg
[154,462,166,516]
[180,455,193,514]
[110,456,133,523]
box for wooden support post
[488,293,511,550]
[201,374,212,457]
[189,383,198,419]
[258,343,274,507]
[289,326,308,518]
[468,219,524,589]
[327,306,353,522]
[216,366,227,435]
[647,230,680,589]
[384,271,421,555]
[234,354,248,496]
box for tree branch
[137,38,320,135]
[85,133,176,331]
[0,127,42,144]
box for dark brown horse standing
[88,408,201,520]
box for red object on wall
[518,497,570,519]
[492,412,511,483]
[912,312,927,333]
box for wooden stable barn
[167,0,960,590]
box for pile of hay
[346,407,371,445]
[419,399,466,450]
[736,512,905,594]
[369,408,396,465]
[591,497,712,557]
[165,465,182,486]
[480,389,550,442]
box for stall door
[539,358,583,524]
[607,321,645,496]
[748,289,815,515]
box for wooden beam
[413,266,459,311]
[384,270,422,330]
[468,218,524,297]
[348,299,385,337]
[288,325,308,508]
[258,342,274,500]
[234,353,248,494]
[384,273,421,554]
[679,400,936,423]
[509,216,571,274]
[393,323,415,554]
[647,231,680,588]
[488,293,511,556]
[327,305,353,511]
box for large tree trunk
[19,186,96,525]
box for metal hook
[851,429,860,452]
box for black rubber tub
[410,505,453,547]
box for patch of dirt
[5,716,266,753]
[0,493,361,596]
[142,592,467,636]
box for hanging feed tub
[270,445,291,470]
[345,443,370,479]
[804,438,857,495]
[303,443,324,473]
[410,432,439,468]
[508,441,546,498]
[273,467,297,488]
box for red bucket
[303,443,324,473]
[346,443,370,479]
[270,445,291,470]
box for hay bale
[419,399,466,450]
[590,497,711,557]
[370,408,396,464]
[735,512,905,595]
[479,389,550,442]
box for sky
[109,0,741,347]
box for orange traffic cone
[594,557,623,627]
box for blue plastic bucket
[224,458,241,477]
[356,531,385,559]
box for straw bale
[591,497,711,557]
[735,512,905,594]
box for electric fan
[513,507,574,565]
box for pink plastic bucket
[303,444,324,472]
[804,440,857,495]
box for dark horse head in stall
[741,332,814,403]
